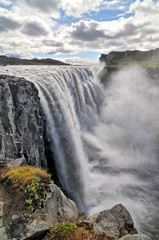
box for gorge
[0,63,159,240]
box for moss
[44,222,114,240]
[3,166,51,213]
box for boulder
[0,181,78,240]
[87,204,137,239]
[119,234,151,240]
[26,184,79,236]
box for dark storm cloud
[23,0,61,14]
[0,16,21,32]
[22,22,48,37]
[71,21,106,41]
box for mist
[83,66,159,238]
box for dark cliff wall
[0,75,46,167]
[100,48,159,66]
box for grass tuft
[44,222,114,240]
[3,166,51,212]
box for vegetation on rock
[2,166,51,212]
[44,222,114,240]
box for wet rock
[0,75,46,167]
[26,184,79,237]
[0,181,78,240]
[119,234,151,240]
[87,204,137,239]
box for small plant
[4,166,51,213]
[44,222,114,240]
[49,222,77,240]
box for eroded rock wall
[0,75,46,167]
[99,48,159,65]
[0,180,78,240]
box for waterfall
[0,65,159,239]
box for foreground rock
[0,75,46,167]
[0,180,78,240]
[87,204,137,239]
[119,234,151,240]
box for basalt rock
[0,178,78,240]
[119,234,151,240]
[0,75,46,167]
[99,48,159,66]
[87,204,137,239]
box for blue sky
[0,0,158,64]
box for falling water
[0,65,159,239]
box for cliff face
[100,48,159,66]
[0,75,46,167]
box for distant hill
[100,48,159,68]
[0,55,69,66]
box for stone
[0,75,46,167]
[119,234,151,240]
[0,218,3,227]
[25,184,79,238]
[88,204,137,239]
[7,157,26,168]
[0,227,8,240]
[87,212,99,227]
[12,215,18,220]
[0,202,4,216]
[99,49,159,66]
[0,182,78,240]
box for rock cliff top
[99,48,159,67]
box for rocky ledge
[0,170,78,240]
[99,48,159,67]
[0,168,151,240]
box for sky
[0,0,158,64]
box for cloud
[71,20,106,41]
[100,0,125,10]
[55,56,97,64]
[22,21,49,37]
[13,0,103,18]
[42,40,63,47]
[129,0,159,16]
[0,37,34,58]
[0,8,21,32]
[0,15,20,32]
[59,0,159,53]
[23,0,61,15]
[0,0,158,60]
[61,0,103,17]
[0,0,12,6]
